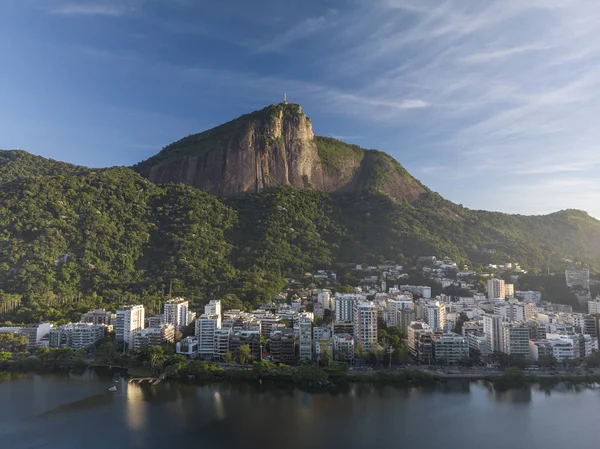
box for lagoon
[0,372,598,449]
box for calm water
[1,372,599,449]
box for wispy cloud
[259,14,332,52]
[53,4,128,16]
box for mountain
[1,104,600,322]
[134,103,426,201]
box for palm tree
[150,347,167,373]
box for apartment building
[115,305,145,349]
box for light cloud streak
[53,4,128,16]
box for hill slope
[2,103,600,322]
[134,103,427,201]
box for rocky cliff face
[134,103,426,201]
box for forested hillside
[1,148,599,323]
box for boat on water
[108,386,117,392]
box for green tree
[224,350,233,365]
[94,341,117,365]
[0,352,11,363]
[236,344,252,366]
[150,346,167,373]
[0,333,28,353]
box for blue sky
[2,0,600,217]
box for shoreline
[5,364,600,391]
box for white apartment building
[214,328,231,361]
[49,323,105,350]
[500,323,530,358]
[163,298,189,332]
[317,290,333,310]
[353,301,378,352]
[298,317,312,361]
[494,302,525,322]
[205,300,222,317]
[133,324,175,350]
[505,284,515,299]
[196,314,221,358]
[466,332,489,357]
[483,314,503,353]
[487,279,506,300]
[115,305,145,349]
[335,294,362,322]
[588,298,600,315]
[423,301,447,331]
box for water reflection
[125,382,147,430]
[214,391,226,420]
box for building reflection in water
[214,391,226,421]
[125,382,149,448]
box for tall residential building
[205,300,222,317]
[398,309,417,334]
[500,323,530,358]
[385,299,413,327]
[163,298,189,333]
[353,301,378,352]
[487,279,506,300]
[407,321,435,365]
[196,314,221,358]
[133,324,175,350]
[483,314,503,353]
[80,309,114,326]
[318,290,333,310]
[423,301,447,331]
[214,329,231,361]
[588,297,600,315]
[335,295,360,322]
[565,268,590,289]
[505,284,515,299]
[270,330,296,364]
[115,305,145,349]
[298,317,312,361]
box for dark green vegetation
[2,105,600,322]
